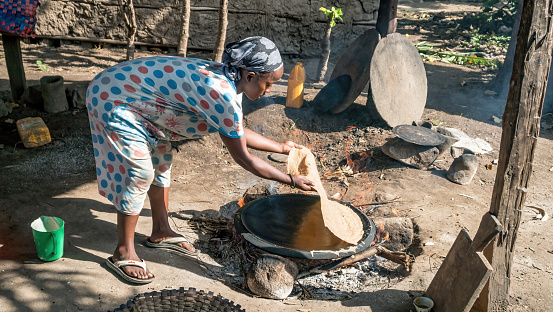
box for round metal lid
[234,194,376,260]
[392,125,446,146]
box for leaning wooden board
[426,212,502,312]
[367,33,427,127]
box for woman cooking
[86,36,314,284]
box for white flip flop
[106,257,155,284]
[144,237,199,256]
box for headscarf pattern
[222,36,283,81]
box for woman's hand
[290,175,315,191]
[281,141,304,155]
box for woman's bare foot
[113,247,153,280]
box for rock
[435,127,493,155]
[375,217,414,251]
[21,85,44,109]
[381,137,440,169]
[66,85,88,109]
[412,120,433,129]
[218,201,240,220]
[268,153,288,163]
[447,154,478,185]
[247,254,298,300]
[435,132,459,159]
[0,99,9,117]
[241,184,275,206]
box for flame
[392,208,399,214]
[383,232,390,241]
[346,125,356,131]
[352,181,374,207]
[237,193,247,207]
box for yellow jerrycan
[286,62,306,108]
[16,117,51,148]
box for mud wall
[35,0,379,56]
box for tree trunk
[212,0,229,62]
[376,0,399,37]
[474,0,553,310]
[119,0,137,60]
[1,34,26,100]
[177,0,191,57]
[316,19,332,82]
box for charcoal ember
[247,254,298,300]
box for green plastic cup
[31,216,65,261]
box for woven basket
[110,287,245,312]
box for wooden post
[376,0,398,38]
[2,34,26,100]
[473,0,553,310]
[118,0,137,60]
[212,0,228,62]
[177,0,191,57]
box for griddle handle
[470,212,502,253]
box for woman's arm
[220,133,314,191]
[244,128,302,154]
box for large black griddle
[393,124,446,146]
[234,194,376,260]
[312,29,380,114]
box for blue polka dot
[189,116,198,122]
[101,180,108,188]
[214,104,224,114]
[152,157,160,165]
[122,148,131,157]
[94,148,100,157]
[210,115,219,124]
[153,70,163,79]
[160,86,170,95]
[230,130,239,137]
[208,127,217,133]
[86,89,90,98]
[98,135,105,145]
[104,102,113,111]
[122,66,132,71]
[234,113,240,121]
[176,70,186,78]
[114,173,122,182]
[107,67,117,72]
[163,154,172,162]
[128,169,136,177]
[144,78,155,87]
[120,199,129,209]
[115,73,126,81]
[223,93,233,101]
[199,112,207,119]
[140,96,150,101]
[102,160,107,169]
[186,127,196,133]
[90,121,94,129]
[96,167,102,175]
[197,86,206,96]
[94,73,102,80]
[116,185,122,193]
[158,58,168,63]
[132,60,142,64]
[141,88,153,95]
[92,97,98,106]
[187,97,197,106]
[187,64,196,70]
[92,134,98,143]
[167,79,177,89]
[145,60,156,66]
[126,97,136,102]
[92,85,99,94]
[108,152,116,162]
[107,193,114,201]
[116,154,123,163]
[102,113,109,123]
[191,74,200,82]
[205,78,214,86]
[111,87,122,95]
[106,172,112,181]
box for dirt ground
[1,1,552,311]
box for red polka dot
[134,149,146,158]
[210,90,220,100]
[200,69,210,76]
[110,132,119,141]
[124,84,136,93]
[114,100,124,106]
[189,107,198,113]
[220,81,230,89]
[213,64,222,68]
[115,196,119,204]
[119,165,126,174]
[197,123,208,132]
[99,190,106,196]
[96,123,101,132]
[159,164,168,173]
[183,59,191,62]
[158,145,167,153]
[224,118,233,127]
[130,74,141,83]
[200,100,210,109]
[175,93,184,102]
[138,66,148,74]
[236,125,243,132]
[163,65,174,73]
[137,181,149,190]
[156,98,166,104]
[107,164,114,173]
[100,92,109,100]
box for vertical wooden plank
[473,0,553,310]
[2,34,27,100]
[376,0,398,38]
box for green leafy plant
[415,41,499,67]
[36,60,49,71]
[319,7,343,27]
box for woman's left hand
[281,141,303,155]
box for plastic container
[286,62,306,108]
[16,117,51,148]
[31,216,65,261]
[413,297,434,312]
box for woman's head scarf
[222,36,283,82]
